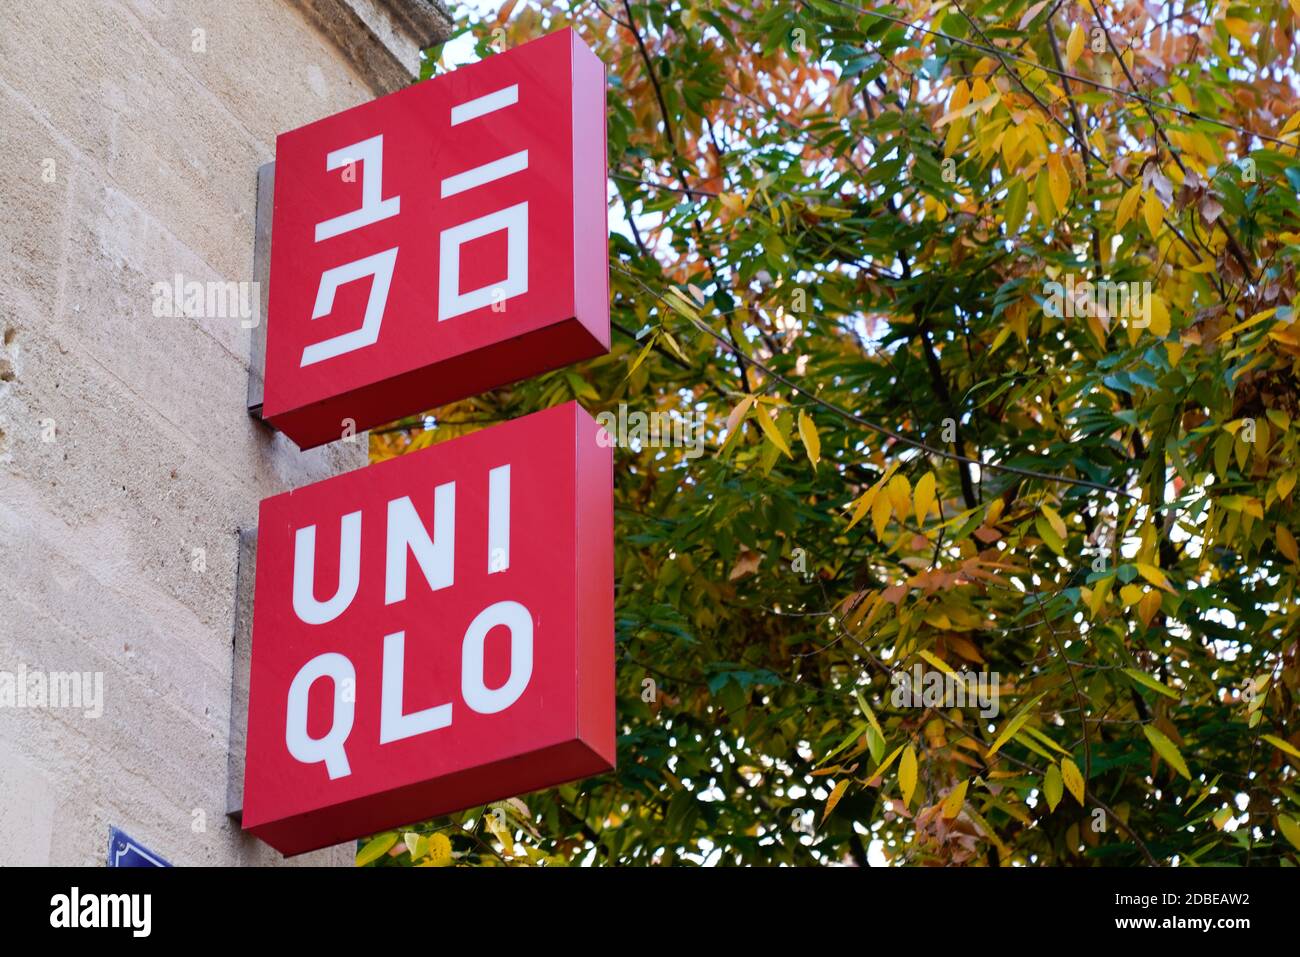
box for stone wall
[0,0,449,866]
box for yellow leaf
[1041,504,1067,541]
[809,204,852,220]
[425,831,453,866]
[925,191,946,222]
[1142,724,1191,779]
[918,648,956,675]
[913,471,937,523]
[1047,154,1070,212]
[942,779,970,819]
[1278,525,1299,563]
[1116,182,1142,230]
[899,746,918,807]
[1065,22,1084,67]
[1137,588,1162,628]
[888,474,912,520]
[935,93,999,127]
[1279,815,1300,851]
[944,113,968,157]
[658,329,689,365]
[947,634,986,663]
[1000,124,1024,169]
[725,394,754,436]
[485,808,515,849]
[872,488,893,538]
[1216,307,1277,343]
[755,406,792,457]
[797,410,821,469]
[663,286,700,323]
[719,192,746,215]
[625,333,658,379]
[1020,726,1070,757]
[1143,190,1164,239]
[1262,734,1300,762]
[823,778,850,822]
[1223,17,1252,45]
[1147,294,1170,337]
[871,743,907,782]
[1036,513,1065,556]
[1043,764,1063,811]
[1280,472,1299,499]
[1086,576,1113,617]
[1061,757,1085,804]
[988,711,1031,756]
[1135,562,1175,593]
[846,484,878,531]
[949,78,970,114]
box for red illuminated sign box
[263,29,609,449]
[241,402,614,855]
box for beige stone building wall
[0,0,450,865]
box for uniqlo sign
[241,402,614,855]
[262,29,609,449]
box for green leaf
[1035,513,1066,555]
[1123,668,1181,700]
[1142,724,1191,780]
[855,690,884,737]
[356,832,399,866]
[865,724,885,764]
[817,721,868,766]
[1004,178,1028,235]
[625,333,658,378]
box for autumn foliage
[364,0,1300,866]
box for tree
[362,0,1300,866]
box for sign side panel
[574,403,616,768]
[570,31,611,351]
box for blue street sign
[106,827,171,867]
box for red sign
[262,29,609,449]
[241,402,614,855]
